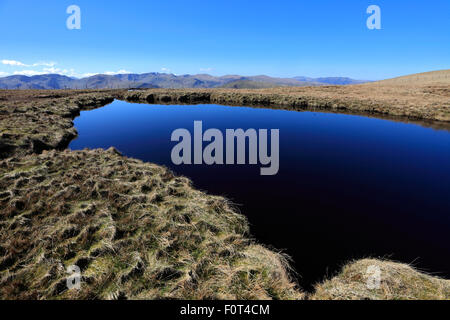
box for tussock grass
[1,149,448,300]
[0,148,302,300]
[0,80,449,299]
[0,81,449,159]
[311,259,450,300]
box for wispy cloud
[103,69,130,75]
[82,73,97,78]
[200,67,213,72]
[82,69,131,77]
[161,67,171,73]
[44,67,78,77]
[1,59,132,78]
[33,61,57,67]
[13,70,46,76]
[2,59,27,66]
[1,59,56,67]
[1,59,61,77]
[11,67,77,77]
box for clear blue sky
[0,0,448,80]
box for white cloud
[161,67,171,73]
[13,70,47,76]
[43,67,60,74]
[103,69,131,75]
[2,59,27,66]
[6,63,131,78]
[200,67,213,72]
[82,73,97,78]
[42,67,77,77]
[2,59,57,68]
[0,71,9,77]
[33,61,57,67]
[10,67,78,77]
[80,70,131,78]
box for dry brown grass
[1,148,448,300]
[0,80,449,159]
[311,259,450,300]
[0,90,120,159]
[123,82,450,122]
[0,148,302,300]
[375,69,450,85]
[1,75,449,300]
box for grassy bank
[123,83,450,122]
[312,259,450,300]
[0,148,301,299]
[1,83,449,158]
[0,86,449,299]
[1,149,448,300]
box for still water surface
[70,100,450,289]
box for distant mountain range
[0,73,369,90]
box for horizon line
[0,71,383,81]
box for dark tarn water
[70,100,450,290]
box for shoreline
[1,87,449,299]
[1,85,449,159]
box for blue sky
[0,0,448,80]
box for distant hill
[293,76,369,85]
[0,74,75,90]
[220,80,285,89]
[373,70,450,85]
[0,72,369,90]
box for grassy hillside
[374,70,450,85]
[220,80,284,89]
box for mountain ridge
[0,72,369,90]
